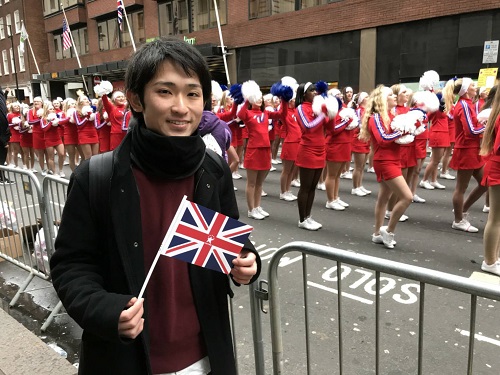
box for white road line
[308,281,373,305]
[455,328,500,347]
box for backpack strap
[205,148,224,172]
[89,151,114,226]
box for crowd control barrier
[258,241,500,375]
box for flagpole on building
[121,3,137,52]
[60,3,89,95]
[212,0,230,85]
[21,21,48,99]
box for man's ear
[126,91,143,113]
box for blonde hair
[41,101,55,120]
[76,96,90,115]
[219,91,233,111]
[480,84,500,156]
[359,85,391,142]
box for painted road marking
[455,329,500,347]
[308,281,373,305]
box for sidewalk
[0,307,76,375]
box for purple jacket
[198,111,232,161]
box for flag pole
[138,196,188,299]
[60,3,89,95]
[22,21,48,99]
[212,0,230,85]
[121,3,137,52]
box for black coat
[50,133,260,375]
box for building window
[97,11,144,51]
[5,14,11,36]
[14,10,20,34]
[300,0,329,8]
[249,0,271,19]
[17,45,25,72]
[158,1,190,36]
[192,0,227,31]
[53,27,88,60]
[2,50,9,75]
[0,18,4,39]
[9,47,15,73]
[43,0,84,16]
[249,0,337,18]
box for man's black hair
[125,37,212,119]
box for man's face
[128,60,204,137]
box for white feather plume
[211,80,223,102]
[312,95,325,116]
[395,134,415,144]
[413,91,440,113]
[241,80,262,105]
[100,81,114,95]
[477,108,492,124]
[324,96,339,119]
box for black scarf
[130,117,206,180]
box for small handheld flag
[62,19,72,50]
[138,196,253,299]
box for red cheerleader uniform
[368,113,402,182]
[395,105,416,169]
[19,124,33,148]
[449,97,485,171]
[41,118,63,147]
[428,110,450,148]
[62,112,78,146]
[102,95,127,150]
[97,113,111,153]
[414,113,429,160]
[217,105,241,148]
[326,114,353,162]
[73,111,99,145]
[295,102,332,170]
[447,106,456,143]
[352,107,370,154]
[280,106,301,161]
[55,108,65,141]
[237,102,285,170]
[482,117,500,186]
[7,112,22,143]
[27,108,45,150]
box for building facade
[0,0,499,101]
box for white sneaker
[276,159,282,164]
[325,200,345,211]
[351,187,368,197]
[41,169,47,177]
[271,159,279,165]
[440,172,456,180]
[430,181,446,189]
[248,208,265,220]
[483,205,490,213]
[261,190,268,197]
[337,198,349,207]
[286,191,297,201]
[385,211,409,222]
[340,171,353,179]
[256,206,269,217]
[380,226,396,249]
[232,172,242,180]
[419,180,435,190]
[359,186,372,194]
[31,169,38,174]
[481,261,500,276]
[280,192,296,202]
[59,171,66,178]
[270,166,277,172]
[372,233,397,245]
[452,217,478,233]
[367,167,375,173]
[306,217,322,229]
[298,218,320,231]
[234,186,238,191]
[291,179,301,187]
[413,194,426,203]
[317,182,326,191]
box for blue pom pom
[91,105,97,113]
[220,84,228,91]
[281,86,293,102]
[270,82,282,96]
[316,81,328,97]
[229,84,244,105]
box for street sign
[478,67,498,88]
[483,40,499,64]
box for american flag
[62,19,72,50]
[117,0,124,31]
[160,196,253,274]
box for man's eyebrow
[152,81,202,89]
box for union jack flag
[117,0,124,31]
[160,196,253,274]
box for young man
[50,38,261,375]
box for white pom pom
[103,112,109,120]
[419,70,440,91]
[339,107,356,120]
[11,117,21,125]
[93,84,107,97]
[312,95,325,116]
[406,110,425,131]
[477,108,492,123]
[324,96,339,119]
[100,81,113,95]
[23,121,29,128]
[281,76,297,87]
[414,124,426,136]
[36,108,44,117]
[413,91,440,113]
[82,106,93,116]
[47,113,57,121]
[345,117,359,131]
[88,113,96,121]
[51,118,59,126]
[67,107,76,118]
[242,80,262,105]
[211,81,223,102]
[22,107,29,116]
[390,113,409,132]
[395,134,415,144]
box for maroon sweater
[133,167,207,373]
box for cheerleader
[7,102,23,168]
[237,81,286,220]
[61,99,81,172]
[96,98,111,153]
[351,92,372,196]
[444,78,486,232]
[27,97,46,174]
[295,82,336,230]
[97,83,127,150]
[72,96,99,160]
[271,96,283,165]
[359,85,412,249]
[479,84,500,275]
[19,105,35,172]
[40,102,65,176]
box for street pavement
[1,158,500,374]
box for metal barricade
[0,166,53,306]
[261,241,500,375]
